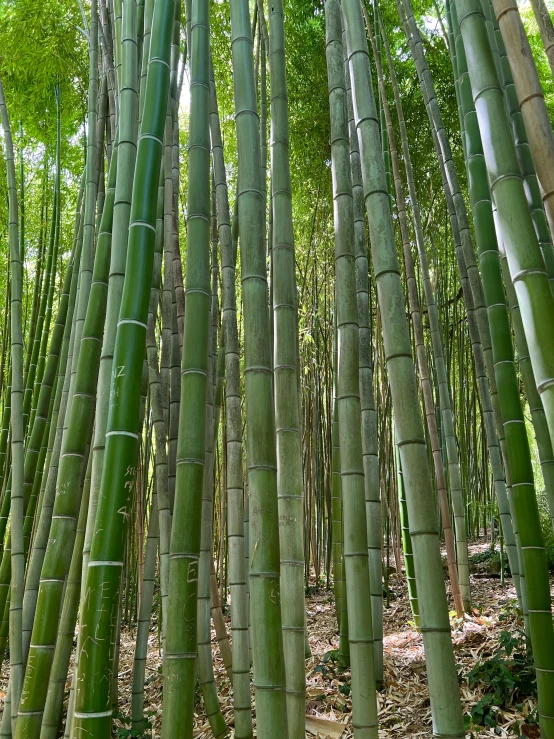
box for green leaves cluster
[463,630,537,733]
[0,0,88,146]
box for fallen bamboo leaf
[305,714,348,738]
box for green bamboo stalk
[0,373,11,504]
[325,3,378,735]
[168,293,179,511]
[381,10,479,610]
[229,0,289,731]
[171,18,185,353]
[364,7,465,619]
[0,74,25,734]
[331,380,348,660]
[146,172,170,643]
[39,451,91,739]
[209,62,254,739]
[497,230,554,529]
[19,204,83,675]
[22,179,57,442]
[266,0,307,730]
[451,0,544,626]
[14,12,108,733]
[28,93,62,440]
[341,0,465,733]
[456,1,554,734]
[23,171,47,393]
[161,0,210,731]
[486,8,554,293]
[84,0,139,602]
[396,446,419,626]
[131,487,158,731]
[490,0,554,250]
[131,179,166,728]
[342,17,382,683]
[196,193,228,738]
[21,256,75,559]
[72,2,173,735]
[396,0,522,600]
[21,198,79,555]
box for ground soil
[2,538,551,738]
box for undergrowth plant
[463,629,538,734]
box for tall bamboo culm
[342,0,466,734]
[209,61,254,739]
[72,0,174,734]
[267,0,307,731]
[364,5,464,619]
[229,0,289,732]
[161,0,211,733]
[0,75,25,733]
[343,15,383,685]
[456,0,554,734]
[325,2,378,736]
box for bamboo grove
[1,0,554,735]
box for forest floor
[2,538,550,738]
[111,537,552,738]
